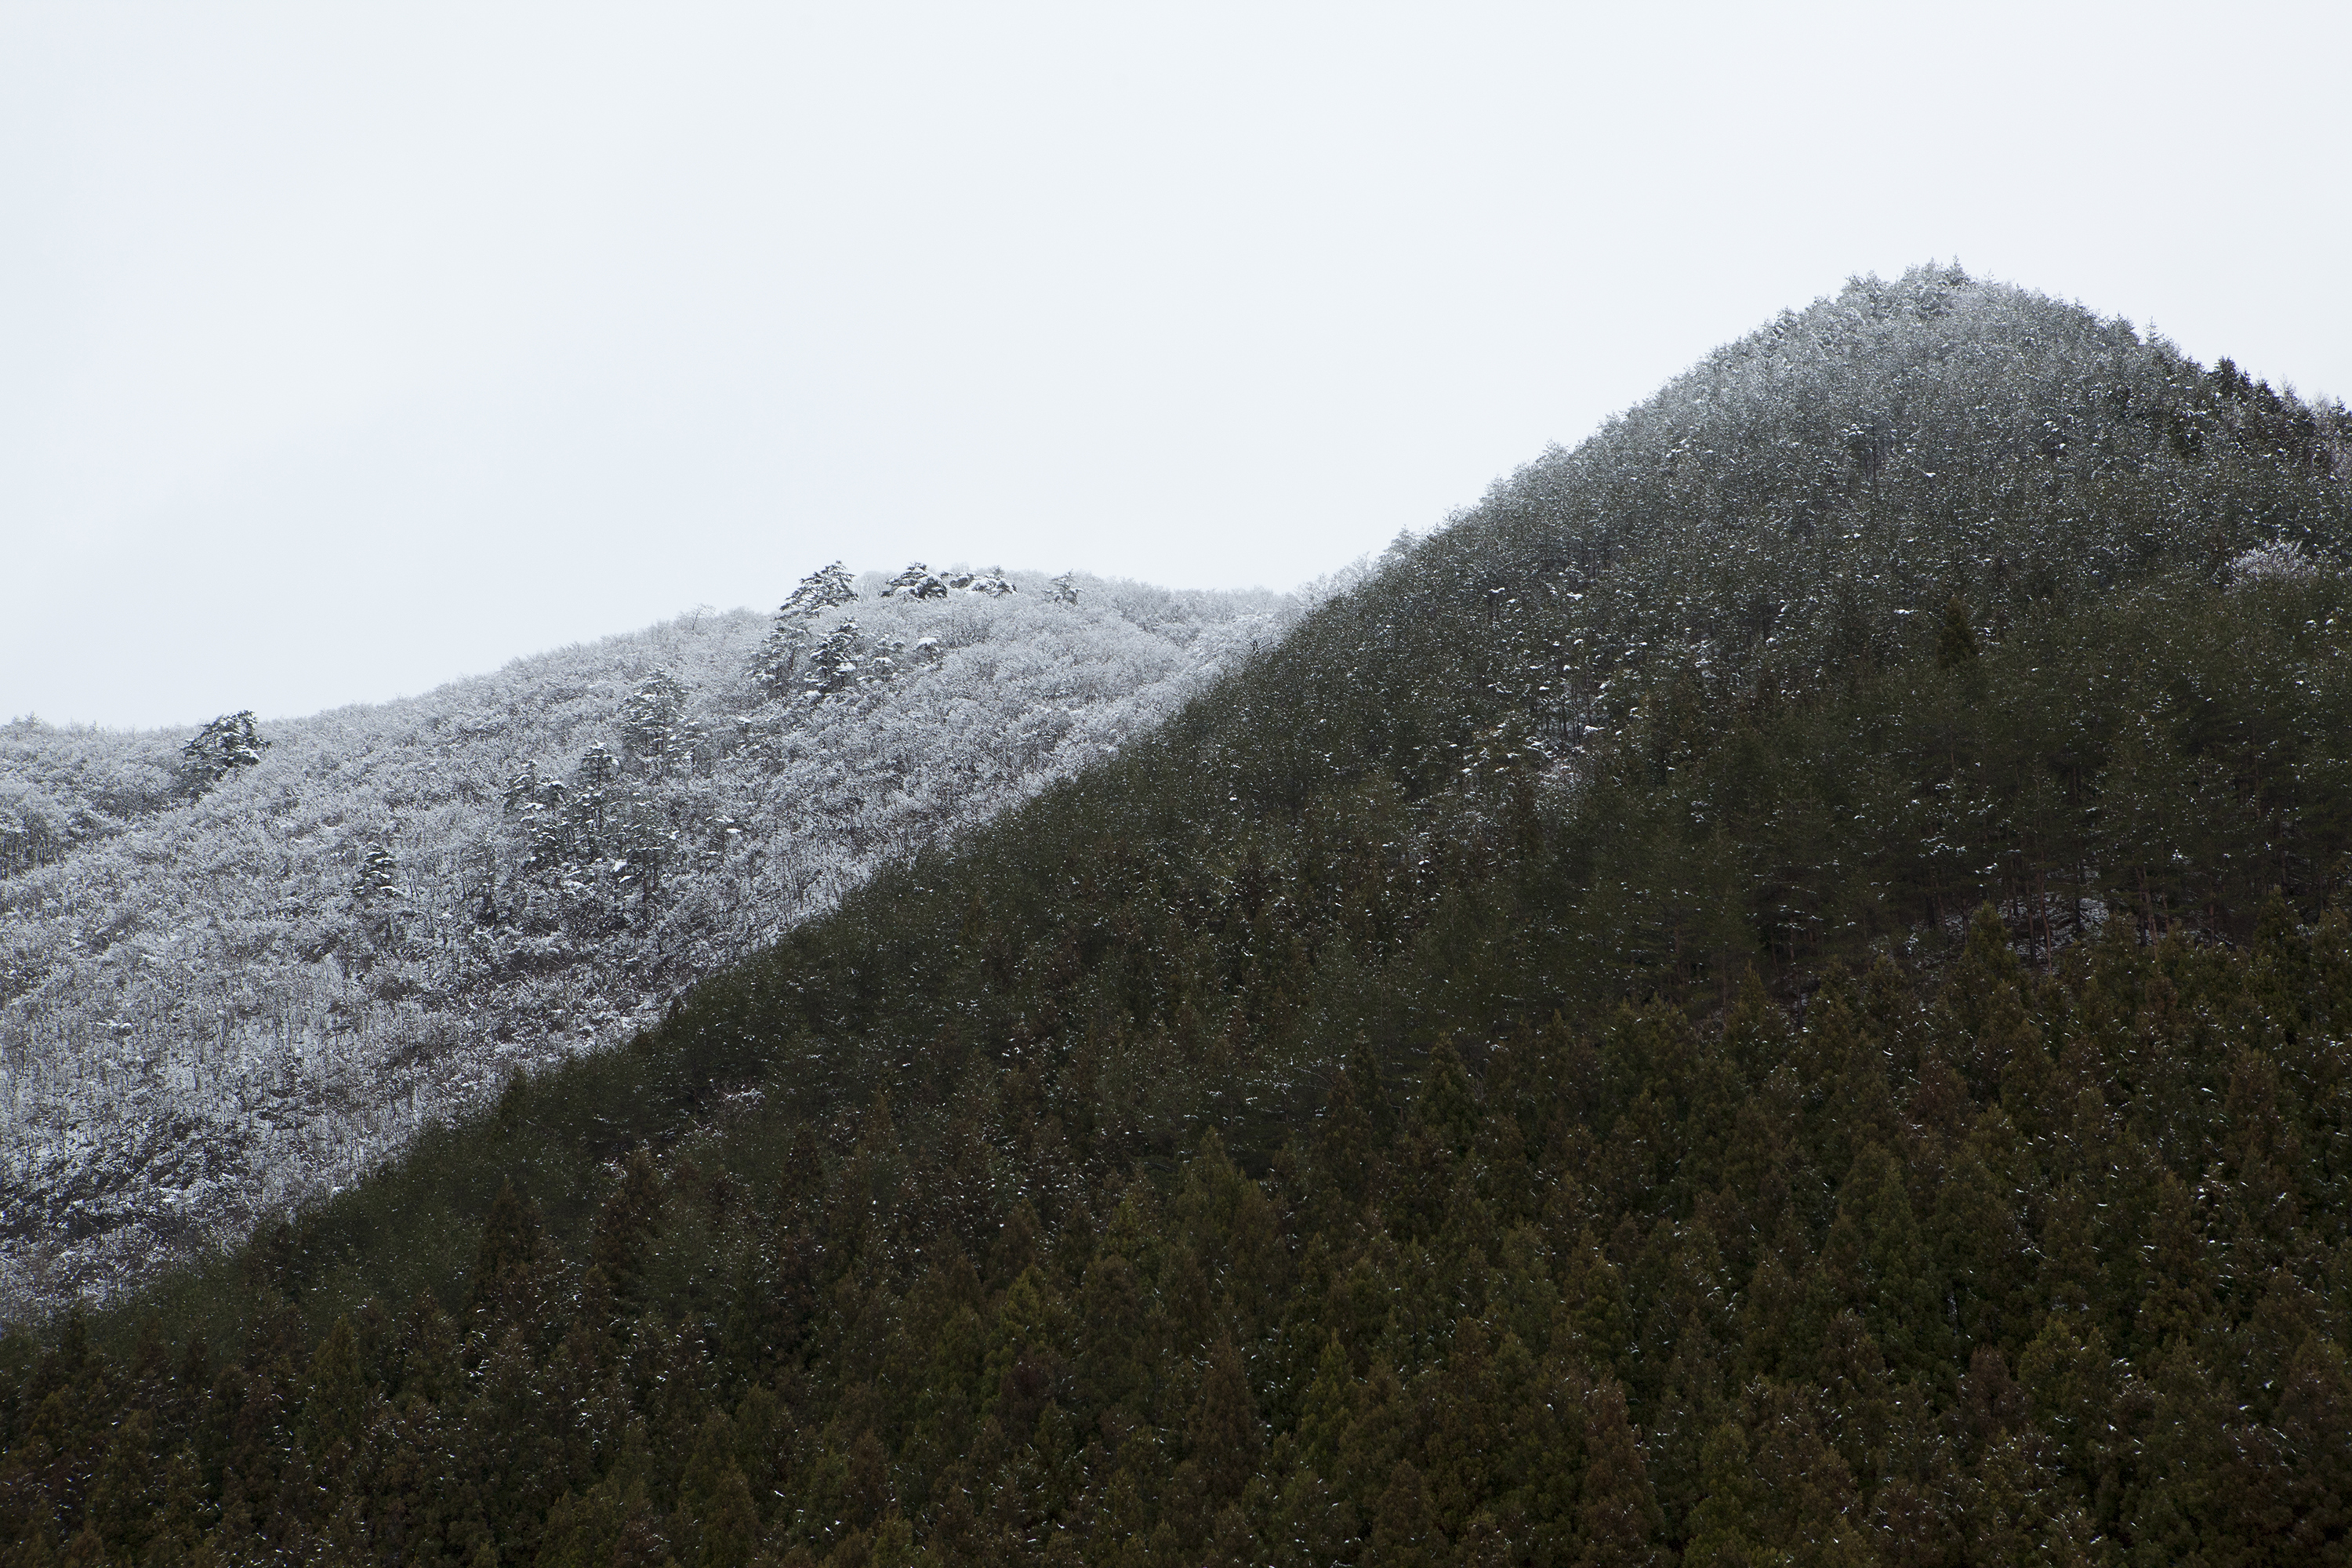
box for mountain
[5,267,2350,1566]
[0,573,1294,1310]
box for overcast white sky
[5,2,2347,729]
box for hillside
[6,267,2352,1567]
[0,572,1292,1311]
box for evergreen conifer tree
[752,561,859,692]
[180,710,267,788]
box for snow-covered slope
[0,570,1295,1312]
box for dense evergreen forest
[5,267,2352,1566]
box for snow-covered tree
[181,710,267,788]
[503,739,681,921]
[752,562,862,693]
[887,563,1020,599]
[781,561,858,618]
[885,562,949,600]
[352,844,404,905]
[351,842,408,950]
[618,672,695,775]
[806,619,872,694]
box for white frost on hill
[0,571,1294,1314]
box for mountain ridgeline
[0,576,1287,1310]
[9,269,2352,1566]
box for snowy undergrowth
[0,572,1293,1315]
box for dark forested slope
[6,267,2352,1567]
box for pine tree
[466,1180,545,1325]
[807,620,869,695]
[2272,1334,2352,1558]
[1556,1232,1630,1373]
[675,1413,760,1568]
[590,1149,665,1311]
[1936,593,1985,699]
[783,561,858,618]
[1854,1146,1946,1377]
[1680,1422,1766,1568]
[1575,1377,1664,1568]
[2016,1312,2122,1500]
[1370,1459,1439,1568]
[1933,1111,2034,1355]
[352,843,403,906]
[617,671,695,775]
[1737,1383,1872,1567]
[945,568,1017,597]
[884,562,947,600]
[1315,1070,1379,1213]
[1076,1253,1151,1417]
[299,1316,372,1468]
[2133,1169,2216,1352]
[81,1407,158,1564]
[180,710,267,788]
[752,561,859,692]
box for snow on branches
[181,710,267,789]
[0,572,1290,1311]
